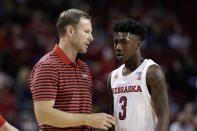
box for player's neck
[125,53,144,72]
[59,38,77,63]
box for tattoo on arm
[146,65,169,131]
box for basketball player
[107,19,169,131]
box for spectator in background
[193,116,197,131]
[0,72,17,121]
[169,111,195,131]
[168,23,191,55]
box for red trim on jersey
[0,115,6,127]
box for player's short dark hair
[113,18,148,41]
[57,9,91,37]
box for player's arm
[0,115,19,131]
[146,65,169,131]
[107,72,114,115]
[34,99,116,130]
[107,72,115,131]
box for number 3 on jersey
[119,96,127,120]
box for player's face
[72,17,94,53]
[113,32,140,63]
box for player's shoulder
[146,62,165,83]
[145,59,158,66]
[110,64,124,79]
[113,64,124,72]
[146,59,161,72]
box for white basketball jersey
[111,59,158,131]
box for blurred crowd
[0,0,196,130]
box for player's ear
[137,41,141,47]
[135,37,141,49]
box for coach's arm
[34,100,116,130]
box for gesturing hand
[86,113,116,130]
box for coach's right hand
[86,113,116,130]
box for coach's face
[114,32,141,63]
[72,17,94,53]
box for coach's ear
[66,25,74,38]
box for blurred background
[0,0,196,130]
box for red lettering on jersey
[131,86,135,92]
[128,86,132,92]
[125,86,128,92]
[118,87,121,93]
[113,85,142,94]
[113,88,116,94]
[137,85,142,92]
[121,87,124,93]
